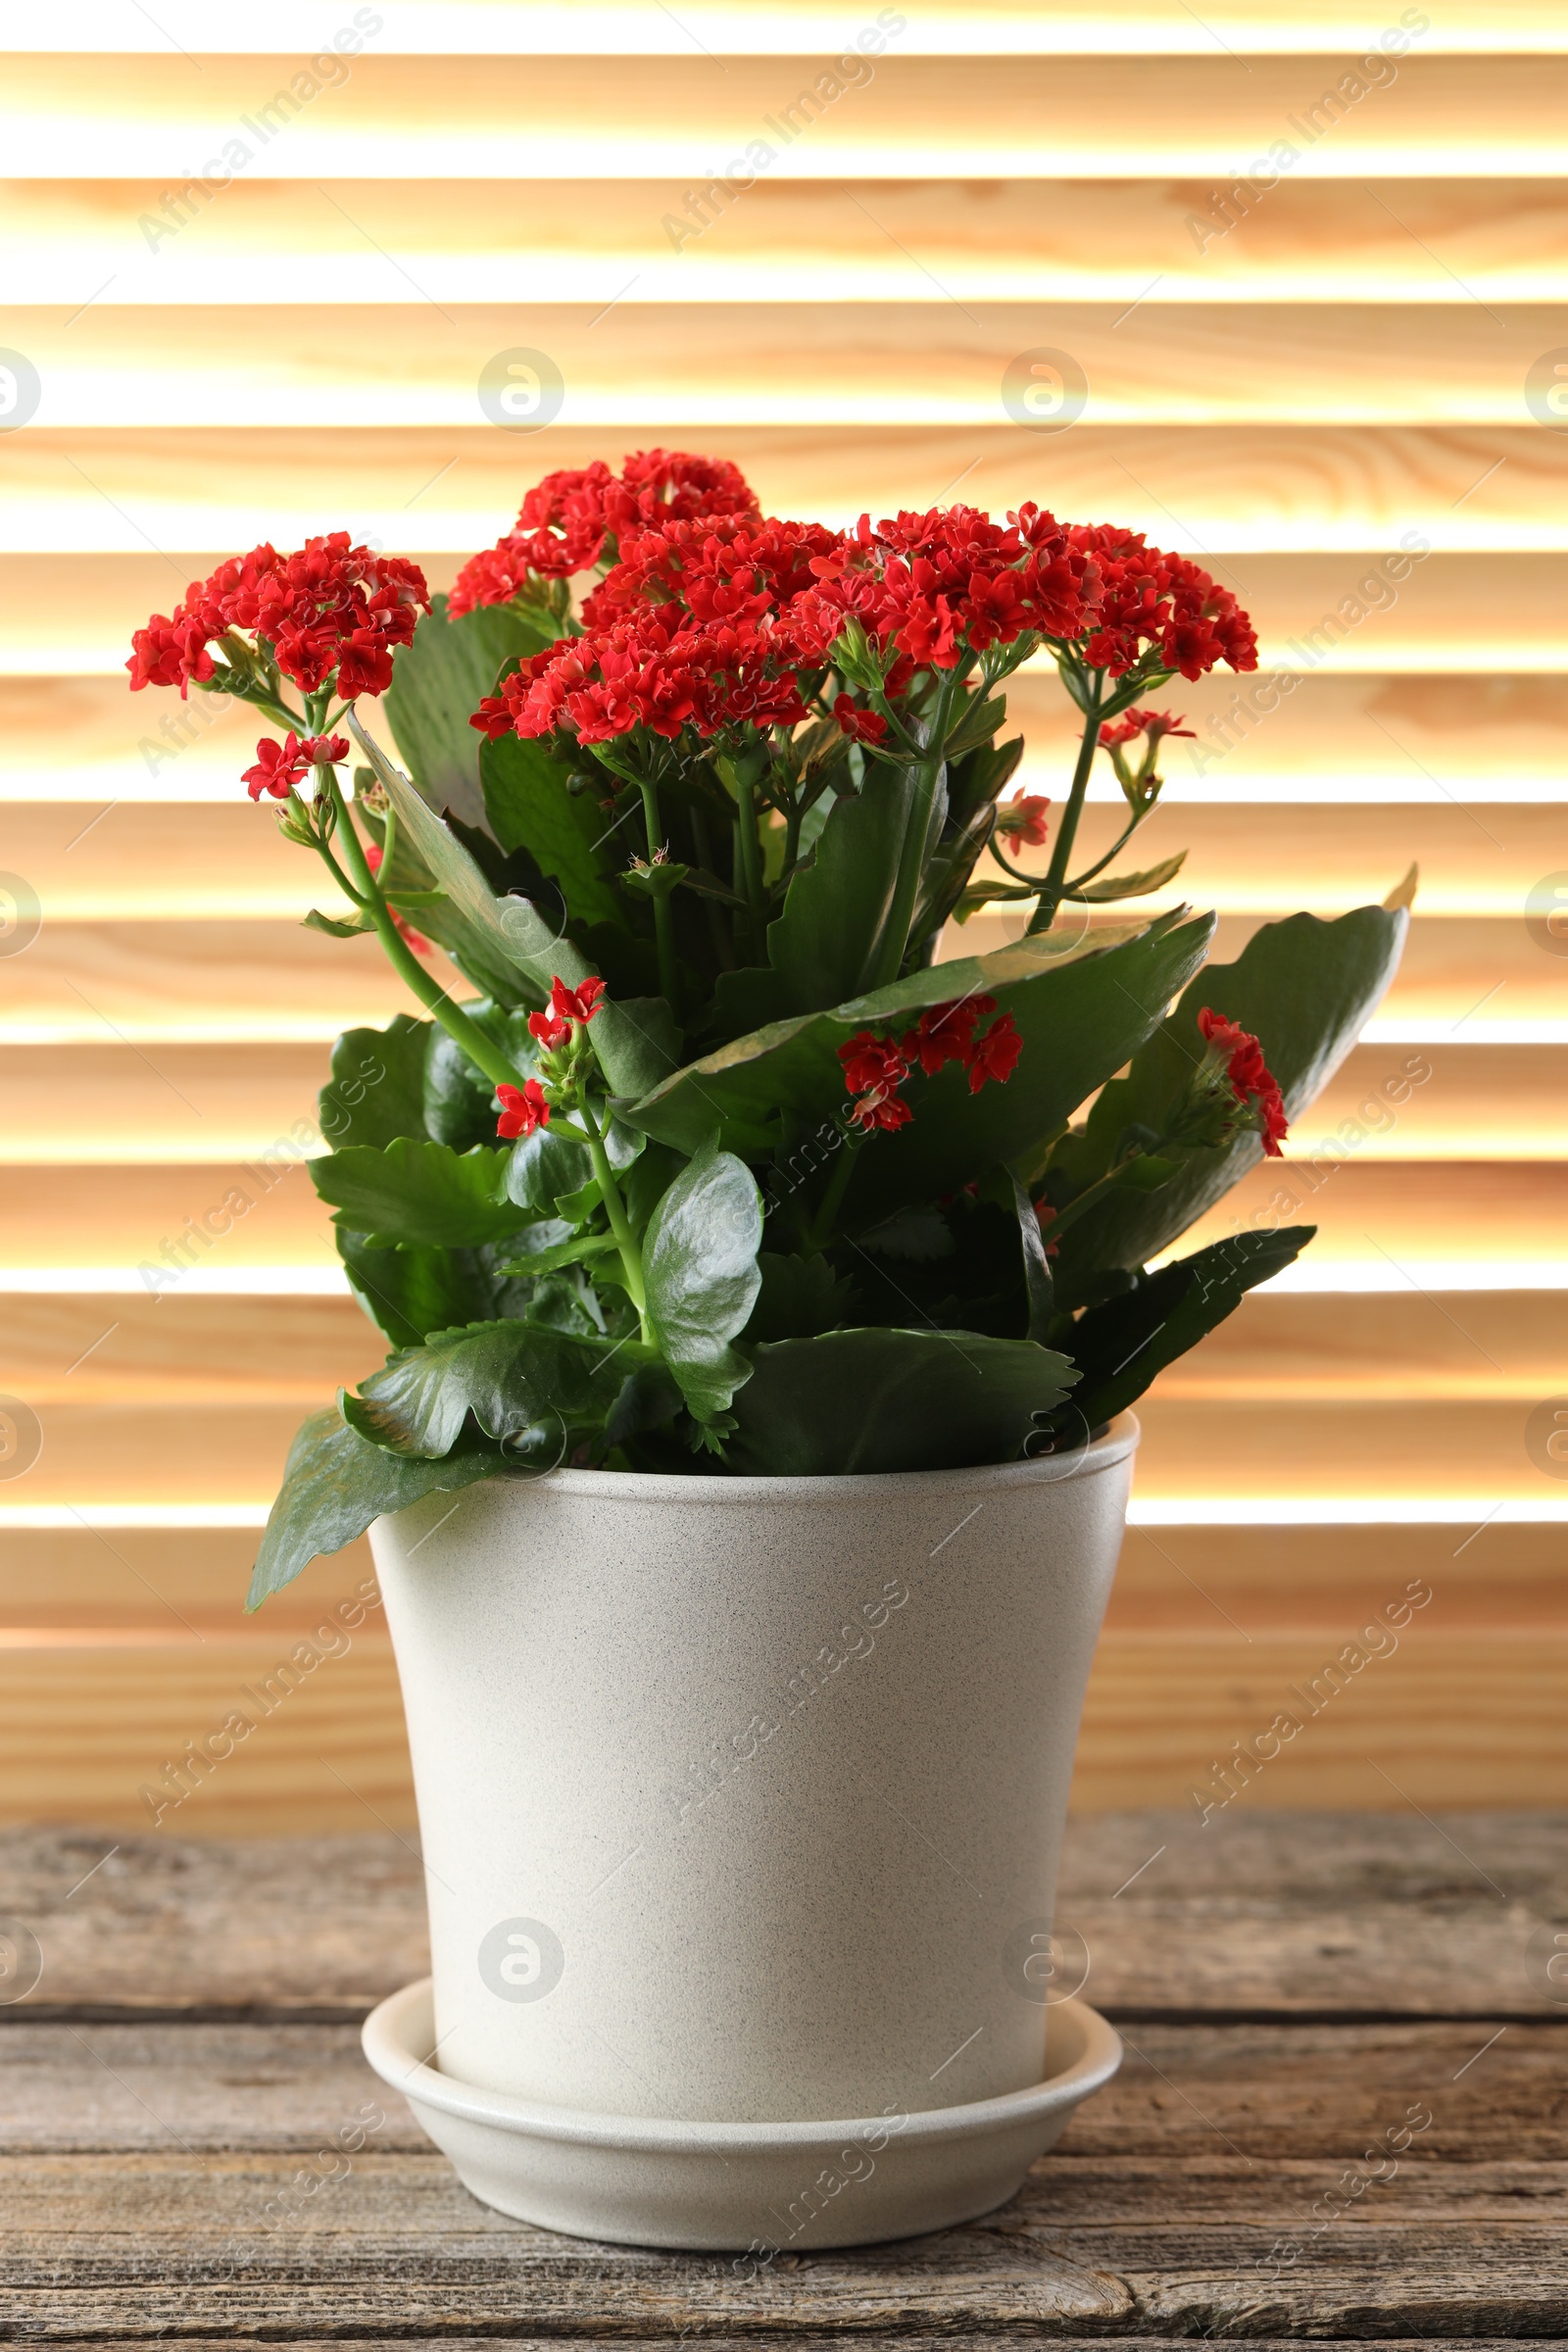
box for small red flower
[1099,708,1195,750]
[833,692,888,746]
[242,733,309,801]
[496,1079,550,1140]
[965,1010,1023,1093]
[300,732,350,767]
[549,973,607,1026]
[996,792,1051,849]
[527,1006,571,1051]
[1198,1006,1289,1156]
[839,1031,908,1098]
[899,996,994,1077]
[849,1090,914,1133]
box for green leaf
[1011,1173,1054,1343]
[336,1230,526,1349]
[626,912,1187,1164]
[496,1231,621,1278]
[742,1251,856,1344]
[318,1014,430,1151]
[724,1327,1076,1476]
[312,1137,529,1250]
[349,710,593,1009]
[1070,851,1188,903]
[1054,903,1408,1281]
[246,1406,499,1607]
[347,1319,615,1458]
[480,730,628,931]
[711,758,929,1033]
[304,906,375,939]
[1058,1225,1313,1430]
[592,996,683,1102]
[384,592,557,832]
[641,1136,763,1422]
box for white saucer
[362,1976,1122,2251]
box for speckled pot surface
[368,1416,1137,2146]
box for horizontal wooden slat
[14,3,1568,56]
[11,668,1568,809]
[3,912,1559,1040]
[2,424,1559,559]
[5,177,1565,309]
[0,1036,1554,1163]
[5,56,1562,180]
[0,1393,1557,1509]
[1,1158,1556,1281]
[2,305,1562,437]
[9,547,1566,677]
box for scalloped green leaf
[247,1407,499,1607]
[312,1137,530,1250]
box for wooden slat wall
[1,7,1564,1832]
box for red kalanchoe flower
[995,792,1051,848]
[965,1011,1023,1094]
[1197,1007,1289,1157]
[900,995,994,1077]
[1067,525,1257,682]
[496,1079,550,1141]
[548,973,607,1026]
[364,844,432,954]
[1099,709,1195,750]
[850,1089,914,1133]
[839,1031,908,1099]
[527,1005,571,1052]
[832,692,888,746]
[242,733,309,801]
[127,534,429,702]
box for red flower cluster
[1068,528,1257,682]
[527,972,606,1050]
[448,450,760,614]
[475,611,811,747]
[127,535,430,702]
[833,692,888,746]
[240,730,349,802]
[1198,1006,1289,1157]
[790,504,1092,689]
[496,1080,550,1140]
[838,995,1023,1130]
[1099,708,1196,750]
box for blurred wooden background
[0,0,1564,1831]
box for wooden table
[4,1809,1565,2344]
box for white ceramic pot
[365,1414,1137,2244]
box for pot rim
[468,1409,1139,1506]
[364,1975,1124,2152]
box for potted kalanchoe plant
[129,451,1408,2250]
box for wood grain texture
[2,426,1562,565]
[5,307,1566,440]
[8,178,1568,308]
[7,1812,1563,2017]
[5,54,1563,178]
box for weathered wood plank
[4,1815,1563,2019]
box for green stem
[1027,670,1105,934]
[730,760,767,957]
[869,666,962,988]
[574,1094,649,1336]
[800,1123,862,1254]
[637,775,681,1013]
[318,767,527,1094]
[1060,802,1150,897]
